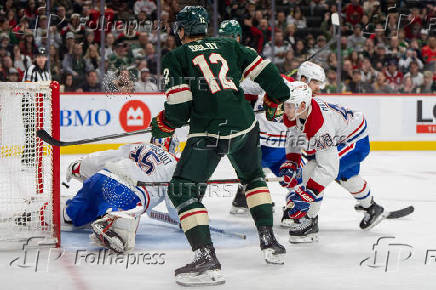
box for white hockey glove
[66,160,85,182]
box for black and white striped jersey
[22,65,51,82]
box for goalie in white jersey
[278,62,385,243]
[63,142,178,253]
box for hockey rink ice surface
[1,150,435,290]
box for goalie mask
[284,81,312,121]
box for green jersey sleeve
[237,43,290,104]
[161,50,193,128]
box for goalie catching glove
[151,110,175,139]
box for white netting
[0,82,58,245]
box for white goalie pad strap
[243,56,271,80]
[166,84,193,104]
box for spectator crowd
[0,0,434,94]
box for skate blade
[229,206,249,215]
[91,223,126,253]
[362,212,387,231]
[289,233,319,244]
[262,248,285,265]
[280,219,295,228]
[176,269,225,287]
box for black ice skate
[258,225,286,264]
[288,216,319,243]
[175,244,225,286]
[280,206,297,228]
[91,215,126,253]
[355,200,386,230]
[230,185,249,215]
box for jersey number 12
[193,53,237,94]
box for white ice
[1,151,436,290]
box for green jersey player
[151,6,290,286]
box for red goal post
[0,81,60,248]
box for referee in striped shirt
[22,47,51,82]
[21,47,51,168]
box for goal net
[0,81,60,247]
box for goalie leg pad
[90,212,139,253]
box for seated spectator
[286,7,307,29]
[399,48,424,73]
[145,42,158,75]
[12,44,31,74]
[347,69,373,93]
[82,70,100,92]
[421,36,436,68]
[62,42,88,84]
[49,44,62,82]
[7,67,20,82]
[311,35,331,65]
[278,50,295,74]
[262,30,291,65]
[404,61,424,88]
[323,69,346,93]
[399,76,418,94]
[347,24,366,52]
[134,68,158,92]
[60,72,77,92]
[84,44,100,71]
[360,57,377,83]
[419,71,435,94]
[293,39,307,60]
[345,0,363,25]
[373,72,395,93]
[384,58,403,91]
[114,68,135,93]
[285,23,296,46]
[341,59,354,84]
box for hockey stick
[386,206,414,219]
[148,209,247,239]
[38,109,266,147]
[136,177,283,187]
[287,12,340,77]
[36,127,153,147]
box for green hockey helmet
[218,20,242,39]
[174,6,209,37]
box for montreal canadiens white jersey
[240,79,287,148]
[284,98,368,193]
[78,143,178,219]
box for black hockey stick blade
[386,206,414,219]
[37,127,152,146]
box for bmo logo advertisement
[119,100,151,132]
[60,93,165,142]
[416,100,436,134]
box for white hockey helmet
[284,81,312,120]
[296,61,326,89]
[285,81,312,107]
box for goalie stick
[148,209,247,239]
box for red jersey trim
[304,99,324,139]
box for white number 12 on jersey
[192,53,237,94]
